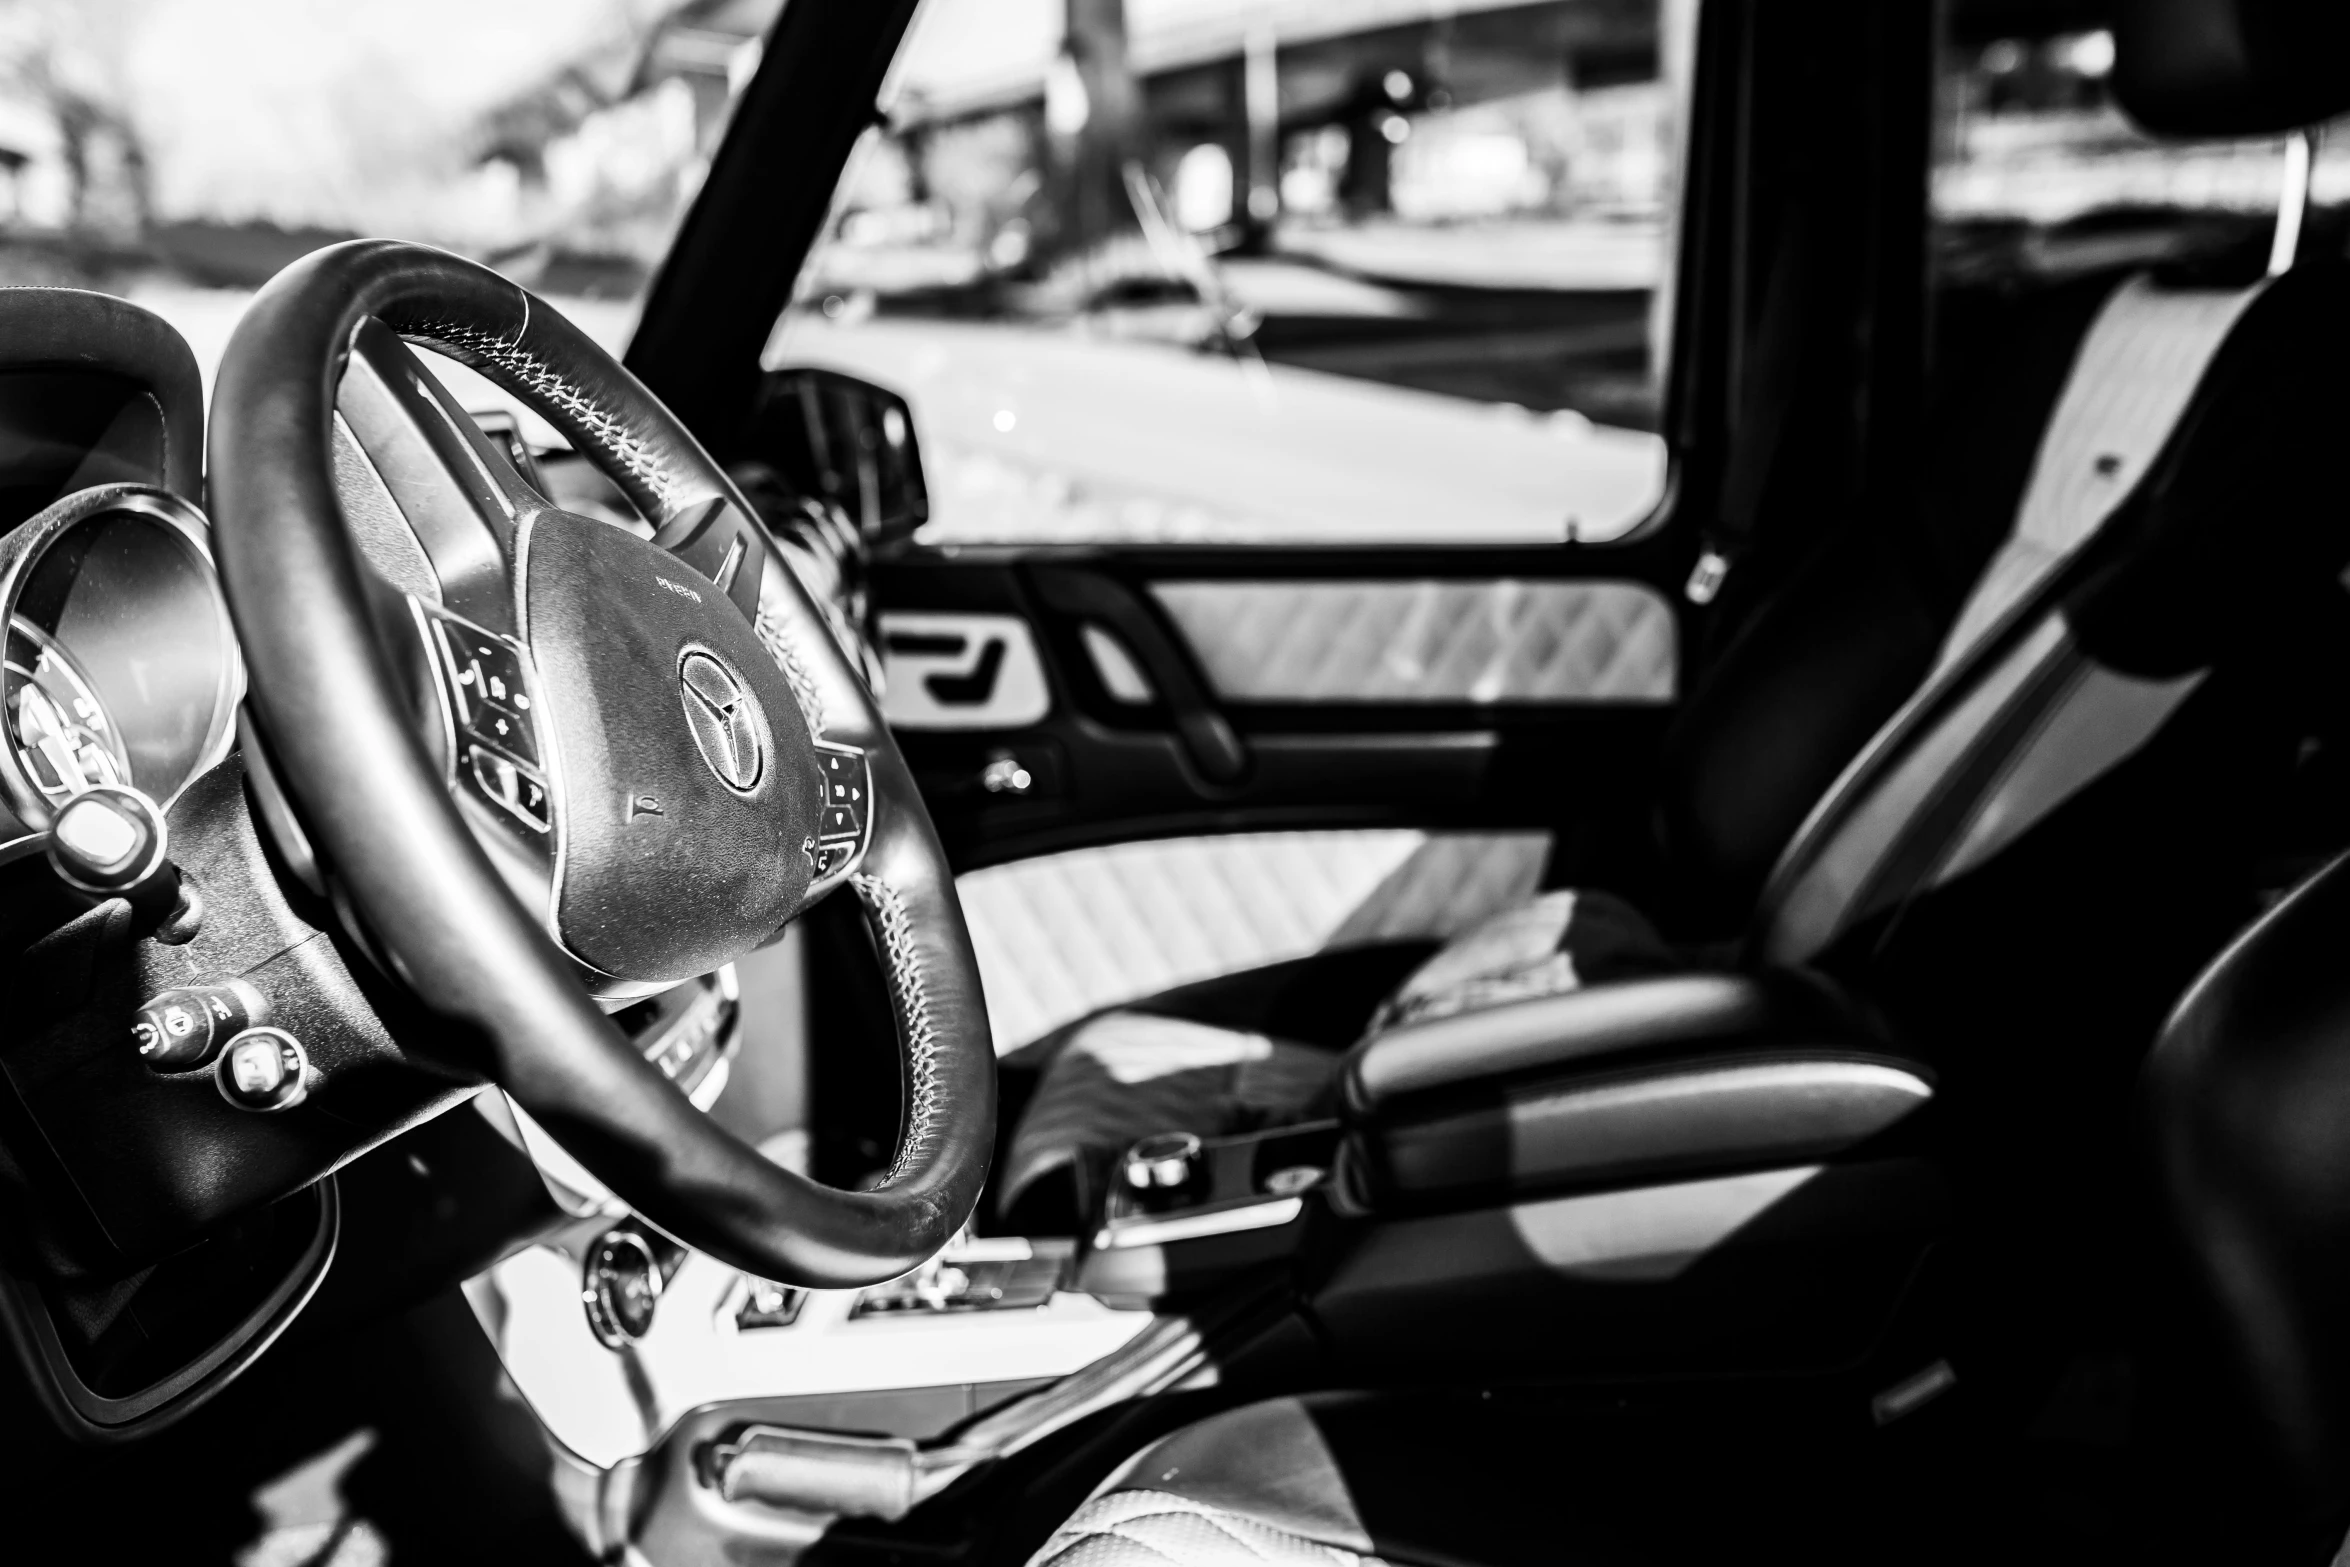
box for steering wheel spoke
[331,319,578,943]
[651,494,772,621]
[335,318,541,631]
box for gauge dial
[7,616,131,800]
[0,486,240,847]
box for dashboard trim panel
[0,1179,338,1443]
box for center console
[1076,1121,1335,1309]
[471,967,1965,1564]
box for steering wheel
[205,240,994,1288]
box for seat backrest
[1650,0,2350,949]
[1749,259,2350,1027]
[1649,275,2107,935]
[1752,262,2310,972]
[1655,268,2259,938]
[2142,848,2350,1553]
[1722,0,2350,1108]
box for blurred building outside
[0,2,2328,548]
[0,0,781,413]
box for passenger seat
[999,0,2350,1241]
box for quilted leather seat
[999,0,2350,1237]
[1028,1401,1396,1567]
[1000,889,1679,1226]
[1025,1392,1913,1567]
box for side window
[1933,14,2350,296]
[777,0,1694,548]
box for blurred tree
[0,0,155,235]
[1043,0,1139,262]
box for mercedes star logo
[678,650,764,793]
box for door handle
[1028,567,1248,785]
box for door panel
[1150,579,1678,705]
[871,549,1684,874]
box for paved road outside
[121,217,1671,551]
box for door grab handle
[1028,567,1247,784]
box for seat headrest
[2114,0,2350,138]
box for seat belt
[1931,271,2268,673]
[1688,205,1816,607]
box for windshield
[0,0,774,424]
[5,0,1696,546]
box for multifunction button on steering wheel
[207,241,994,1288]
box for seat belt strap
[1689,206,1815,605]
[1932,272,2268,672]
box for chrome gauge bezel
[8,615,134,800]
[0,485,245,859]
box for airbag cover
[523,509,820,981]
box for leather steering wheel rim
[207,239,994,1288]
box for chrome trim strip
[1095,1196,1303,1252]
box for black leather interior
[1340,971,1842,1112]
[1347,1053,1931,1211]
[1650,276,2116,937]
[2142,850,2350,1550]
[1002,32,2350,1298]
[997,273,2260,1232]
[207,240,995,1287]
[0,287,206,505]
[805,0,2350,1555]
[1333,972,1929,1209]
[1030,1389,1951,1566]
[2113,0,2350,138]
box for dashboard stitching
[390,314,684,516]
[854,872,944,1184]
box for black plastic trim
[626,0,923,456]
[0,1178,338,1443]
[0,289,205,502]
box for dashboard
[0,288,898,1447]
[0,367,179,533]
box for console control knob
[215,1027,310,1112]
[134,980,264,1072]
[582,1227,668,1349]
[46,785,170,898]
[1124,1131,1202,1194]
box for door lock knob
[980,752,1033,795]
